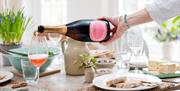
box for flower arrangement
[155,16,180,42]
[0,9,31,45]
[79,54,97,70]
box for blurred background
[0,0,179,60]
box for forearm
[127,8,153,27]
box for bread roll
[123,82,142,88]
[106,76,126,87]
[115,83,125,88]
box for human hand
[98,16,128,45]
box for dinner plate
[93,73,161,91]
[0,87,14,91]
[0,70,14,83]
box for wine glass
[27,35,48,90]
[127,29,144,73]
[48,33,62,48]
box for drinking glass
[21,60,37,84]
[48,33,62,47]
[116,49,132,73]
[27,35,48,89]
[127,30,144,73]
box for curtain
[107,0,154,55]
[0,0,5,11]
[0,0,22,12]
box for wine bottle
[38,19,113,42]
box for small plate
[97,58,116,64]
[0,70,14,83]
[93,73,161,91]
[96,58,116,68]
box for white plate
[0,87,14,91]
[0,70,14,83]
[93,73,161,91]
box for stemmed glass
[27,34,48,90]
[127,30,144,73]
[48,33,62,48]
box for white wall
[67,0,119,22]
[21,0,41,45]
[0,0,22,12]
[66,0,119,49]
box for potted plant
[80,54,97,83]
[154,16,180,60]
[0,9,31,65]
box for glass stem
[135,55,138,71]
[35,67,40,84]
[135,67,139,71]
[134,55,140,73]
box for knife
[162,79,180,83]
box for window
[117,0,164,59]
[41,0,67,25]
[21,0,179,60]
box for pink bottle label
[90,20,107,41]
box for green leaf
[157,16,180,42]
[162,21,168,28]
[170,27,176,32]
[172,16,180,24]
[0,9,32,45]
[79,53,97,70]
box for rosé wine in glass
[29,54,48,67]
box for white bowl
[96,68,112,76]
[96,58,116,68]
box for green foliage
[155,16,180,42]
[79,54,97,70]
[48,51,55,57]
[0,9,31,45]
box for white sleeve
[147,0,180,24]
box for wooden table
[1,55,180,91]
[0,55,90,91]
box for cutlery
[0,48,10,55]
[0,48,58,57]
[140,80,159,87]
[162,79,180,83]
[0,48,27,56]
